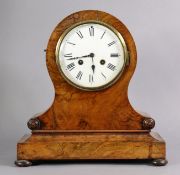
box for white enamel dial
[56,22,128,90]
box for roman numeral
[101,72,106,79]
[67,63,75,71]
[100,30,106,39]
[89,74,94,83]
[108,41,116,47]
[110,53,119,57]
[89,26,94,36]
[67,42,76,45]
[64,53,72,57]
[76,31,83,39]
[107,63,116,71]
[76,71,83,80]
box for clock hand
[66,54,91,60]
[91,65,95,74]
[90,53,95,74]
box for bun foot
[152,159,168,166]
[15,160,32,167]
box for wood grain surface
[17,132,165,160]
[33,10,150,131]
[16,11,166,164]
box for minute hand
[66,54,91,60]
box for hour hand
[91,65,95,73]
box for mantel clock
[15,10,167,167]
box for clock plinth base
[16,131,166,166]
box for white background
[0,0,180,174]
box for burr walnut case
[15,10,167,167]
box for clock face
[56,21,128,91]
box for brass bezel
[55,20,129,91]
